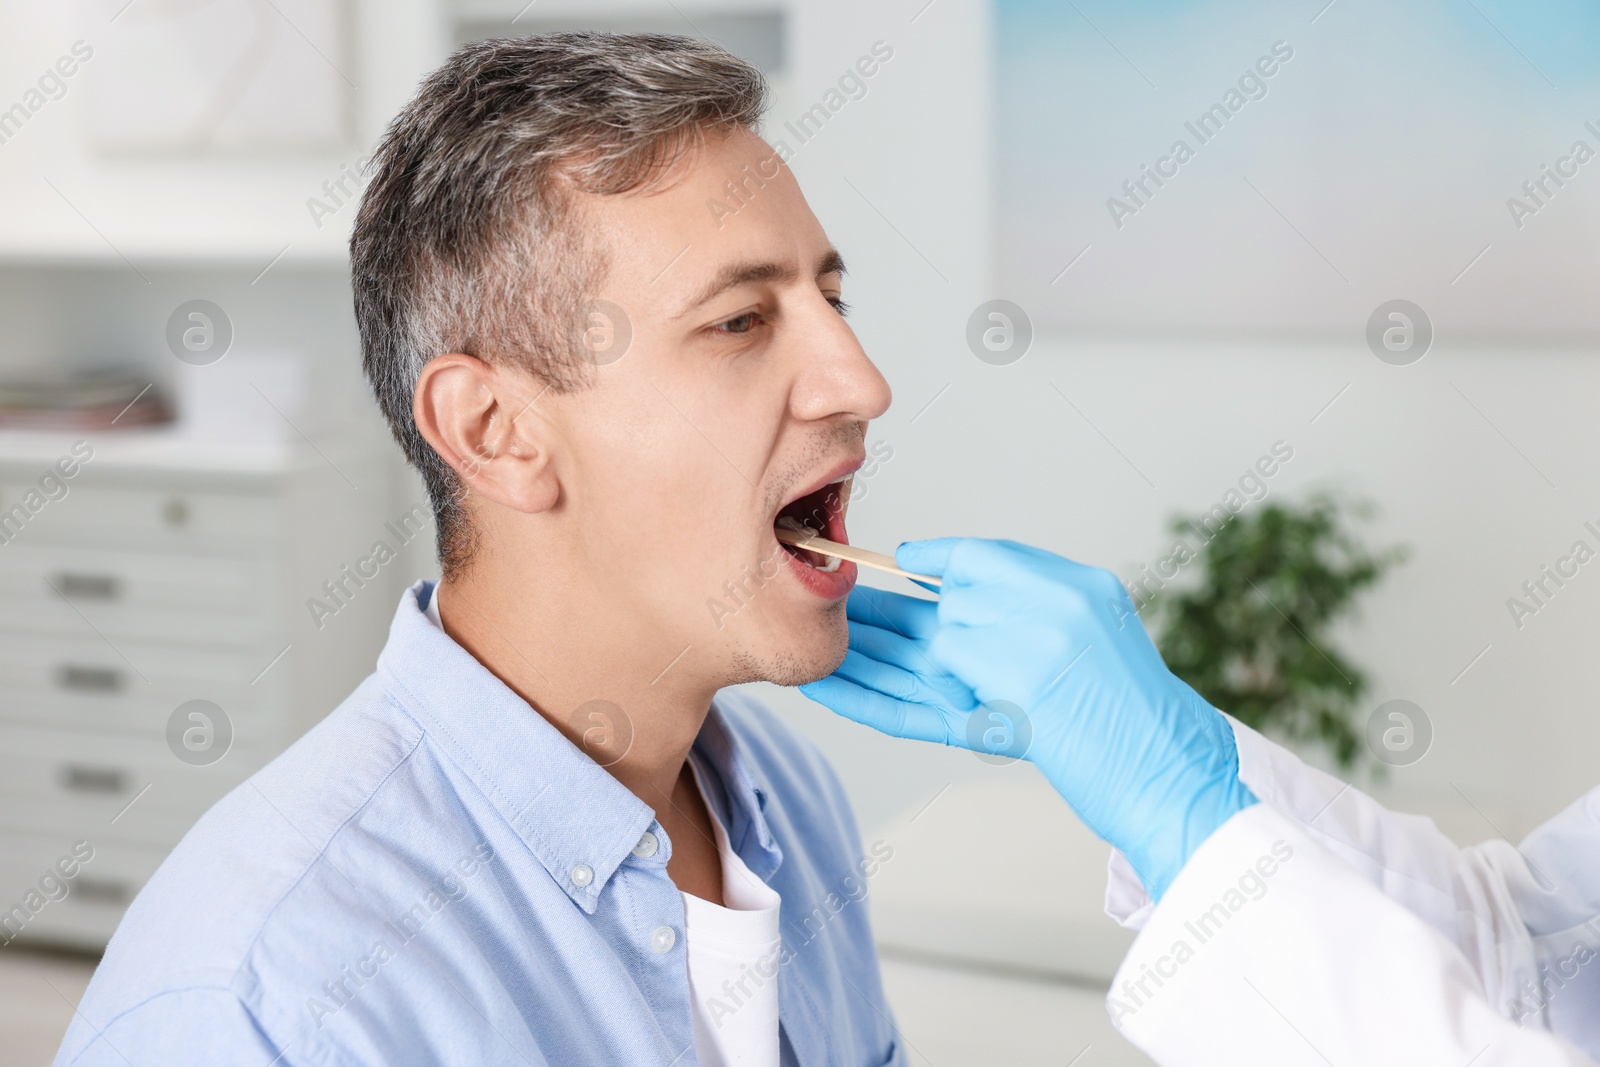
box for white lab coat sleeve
[1106,802,1596,1067]
[1107,714,1600,1035]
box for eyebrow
[674,248,847,319]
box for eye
[830,297,852,318]
[715,311,762,335]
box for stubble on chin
[722,601,850,688]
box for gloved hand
[801,538,1257,901]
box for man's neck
[433,573,729,905]
[431,572,714,822]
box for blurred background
[2,0,1597,1064]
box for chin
[724,601,849,688]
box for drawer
[0,724,268,820]
[0,792,236,851]
[0,631,282,696]
[0,480,277,552]
[0,835,173,949]
[0,597,270,649]
[0,544,264,609]
[0,683,270,737]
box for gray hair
[351,32,768,579]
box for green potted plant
[1144,494,1406,770]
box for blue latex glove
[801,538,1257,901]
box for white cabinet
[0,430,410,949]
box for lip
[783,549,857,598]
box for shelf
[0,426,317,478]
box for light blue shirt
[56,581,904,1066]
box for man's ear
[413,354,559,514]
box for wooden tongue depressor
[775,524,942,587]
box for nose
[789,296,892,424]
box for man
[809,538,1600,1065]
[58,33,903,1066]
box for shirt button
[651,925,677,954]
[632,831,659,858]
[570,863,594,888]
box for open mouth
[773,473,853,573]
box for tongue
[776,516,830,567]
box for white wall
[995,0,1600,337]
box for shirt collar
[692,704,783,883]
[378,580,782,909]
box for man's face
[536,127,891,687]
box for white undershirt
[680,756,784,1067]
[423,587,784,1066]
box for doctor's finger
[798,675,961,747]
[892,538,963,581]
[924,623,1070,702]
[846,584,940,640]
[830,649,973,714]
[847,624,979,710]
[847,618,930,669]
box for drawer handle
[52,573,122,601]
[72,877,132,906]
[56,665,123,693]
[59,764,129,795]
